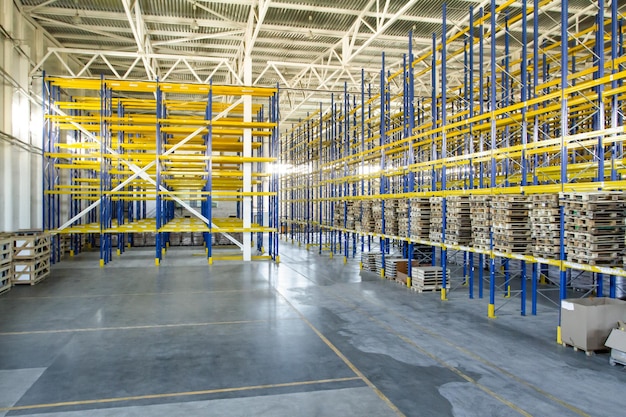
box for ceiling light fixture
[72,11,82,25]
[191,19,199,30]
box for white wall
[0,2,78,232]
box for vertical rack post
[441,3,448,301]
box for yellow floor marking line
[0,318,301,336]
[0,377,362,412]
[274,289,406,417]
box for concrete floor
[0,242,625,417]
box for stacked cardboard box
[12,231,51,285]
[492,195,532,253]
[563,192,626,266]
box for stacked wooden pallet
[384,257,406,280]
[470,195,492,250]
[530,194,561,259]
[492,195,532,253]
[410,198,431,240]
[12,232,51,285]
[346,201,359,230]
[396,199,409,238]
[361,251,381,272]
[333,202,344,228]
[360,201,375,233]
[446,196,472,245]
[410,266,450,293]
[372,200,384,234]
[0,234,12,294]
[563,192,626,266]
[429,197,443,243]
[383,199,399,236]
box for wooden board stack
[470,195,492,250]
[410,198,431,240]
[429,197,443,243]
[410,266,450,293]
[445,196,472,245]
[360,251,381,272]
[562,192,626,266]
[396,199,409,238]
[0,234,12,294]
[12,232,51,285]
[383,199,399,236]
[492,195,532,253]
[530,194,561,259]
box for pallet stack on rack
[410,198,431,241]
[411,266,450,293]
[445,196,472,245]
[359,201,375,233]
[333,202,344,228]
[530,194,561,259]
[12,232,51,285]
[492,195,532,253]
[563,192,626,266]
[384,199,399,236]
[396,199,408,238]
[429,197,443,243]
[372,201,384,234]
[0,234,12,294]
[348,201,360,231]
[470,195,492,250]
[345,201,356,230]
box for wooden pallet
[13,233,51,259]
[0,238,12,266]
[12,257,51,285]
[0,264,12,295]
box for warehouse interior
[2,0,626,416]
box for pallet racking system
[43,77,280,266]
[280,0,626,340]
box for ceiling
[15,0,614,125]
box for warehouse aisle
[0,243,625,417]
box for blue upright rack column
[205,84,213,264]
[407,30,416,288]
[557,0,570,345]
[488,0,498,319]
[155,82,163,266]
[441,3,448,302]
[520,0,529,316]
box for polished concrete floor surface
[0,242,625,416]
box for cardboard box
[561,297,626,351]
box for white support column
[242,54,252,261]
